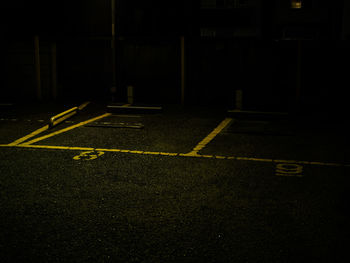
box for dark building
[2,0,348,115]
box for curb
[49,101,90,128]
[106,104,162,114]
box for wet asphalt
[0,102,349,262]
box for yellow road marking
[95,148,121,152]
[69,146,95,151]
[8,125,49,146]
[21,113,111,145]
[50,107,78,123]
[51,111,76,127]
[236,157,274,162]
[143,151,161,155]
[0,143,349,167]
[179,152,201,157]
[130,150,144,154]
[7,102,91,146]
[50,101,90,127]
[78,101,90,111]
[73,151,104,161]
[188,118,232,155]
[201,155,214,158]
[159,152,178,156]
[17,144,71,150]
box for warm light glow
[291,0,302,9]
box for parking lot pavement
[1,102,349,262]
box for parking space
[200,129,348,165]
[21,113,224,154]
[1,102,349,262]
[3,103,348,168]
[0,102,98,145]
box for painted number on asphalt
[73,151,104,161]
[276,163,303,177]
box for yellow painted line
[50,106,78,124]
[159,152,178,156]
[143,151,161,155]
[201,155,215,158]
[7,102,91,146]
[8,124,49,146]
[189,118,232,155]
[21,113,111,145]
[50,101,90,127]
[1,143,349,167]
[130,150,144,154]
[18,144,72,150]
[273,159,299,164]
[78,101,90,111]
[52,111,76,127]
[95,148,121,153]
[271,159,344,167]
[235,157,274,163]
[179,152,201,157]
[68,146,95,151]
[161,153,178,156]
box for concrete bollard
[127,85,134,105]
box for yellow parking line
[51,111,77,127]
[143,151,161,155]
[130,150,144,154]
[188,118,232,155]
[18,144,72,150]
[8,125,49,146]
[1,143,349,167]
[21,113,111,146]
[7,102,91,146]
[78,101,90,111]
[68,146,95,151]
[235,157,274,162]
[95,148,121,153]
[50,107,78,125]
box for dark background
[2,0,349,116]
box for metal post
[181,36,185,105]
[51,42,57,100]
[296,40,302,112]
[34,35,42,100]
[235,89,243,110]
[111,0,117,101]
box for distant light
[291,0,302,9]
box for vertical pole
[235,41,243,110]
[111,0,117,101]
[127,85,134,104]
[51,42,57,100]
[181,36,185,105]
[34,35,42,100]
[296,39,302,112]
[235,89,243,110]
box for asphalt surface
[1,102,349,262]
